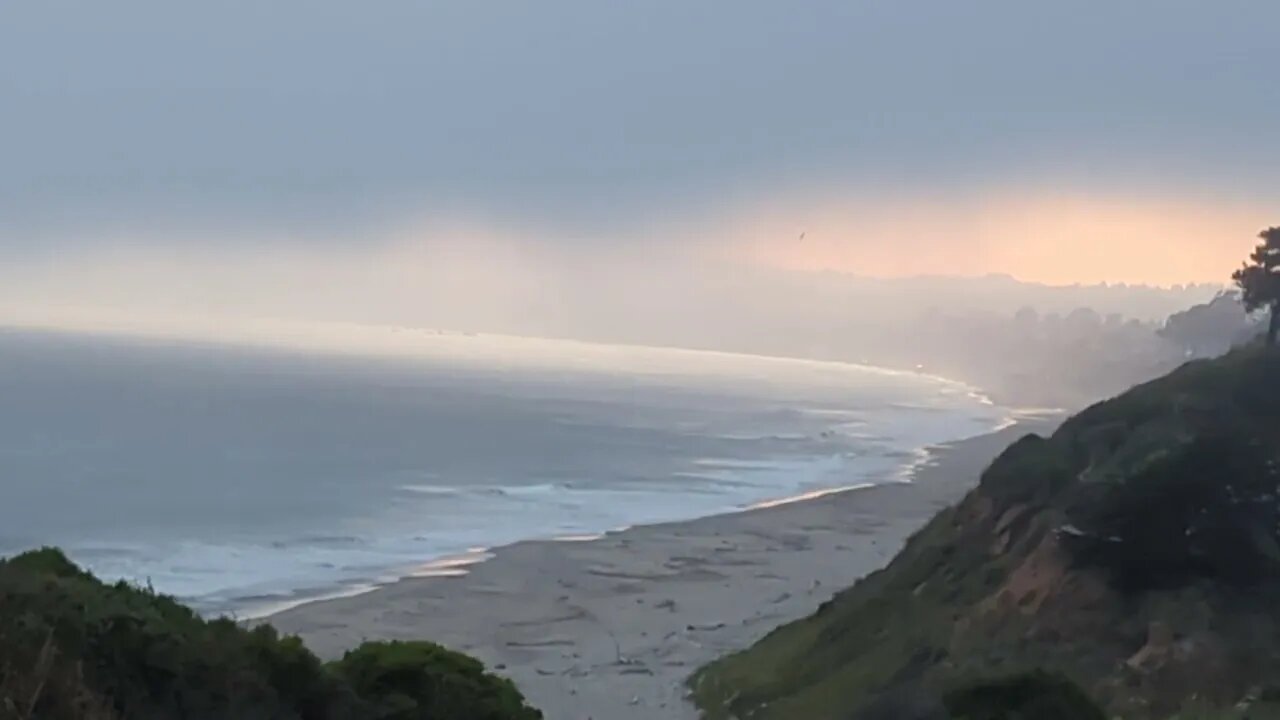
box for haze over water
[0,327,1007,615]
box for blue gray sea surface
[0,328,1009,616]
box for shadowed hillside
[693,346,1280,720]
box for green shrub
[333,641,542,720]
[978,434,1069,505]
[0,548,540,720]
[1065,427,1280,590]
[4,546,95,580]
[853,685,948,720]
[942,671,1106,720]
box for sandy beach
[268,417,1056,720]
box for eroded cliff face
[693,347,1280,720]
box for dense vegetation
[693,346,1280,719]
[942,671,1109,720]
[0,548,541,720]
[1232,227,1280,346]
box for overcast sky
[2,1,1277,288]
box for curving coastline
[267,416,1058,720]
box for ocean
[0,326,1010,616]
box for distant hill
[692,346,1280,720]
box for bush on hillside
[1066,426,1280,590]
[942,671,1107,720]
[333,641,541,720]
[978,434,1070,505]
[0,548,541,720]
[853,685,948,720]
[852,673,1107,720]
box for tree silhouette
[1232,227,1280,346]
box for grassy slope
[692,347,1280,720]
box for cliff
[693,346,1280,720]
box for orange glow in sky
[732,191,1269,286]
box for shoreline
[240,410,1046,622]
[267,416,1058,720]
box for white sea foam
[0,328,1012,616]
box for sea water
[0,327,1009,616]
